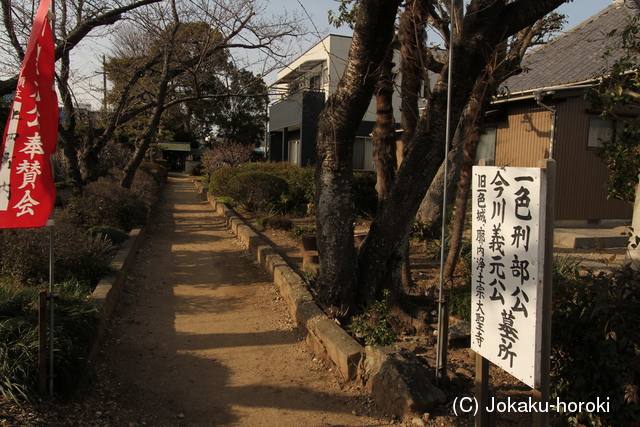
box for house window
[309,75,321,90]
[476,127,496,162]
[353,138,374,170]
[587,117,615,148]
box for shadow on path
[95,176,391,427]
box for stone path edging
[91,227,145,348]
[193,180,365,382]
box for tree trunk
[314,0,401,309]
[121,52,171,189]
[398,0,427,289]
[356,0,568,299]
[371,43,409,306]
[443,109,481,281]
[57,50,83,186]
[372,47,397,202]
[415,146,463,227]
[443,32,543,281]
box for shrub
[210,163,377,218]
[226,172,289,214]
[0,215,116,288]
[0,280,100,403]
[290,225,317,241]
[95,140,134,177]
[551,266,640,426]
[153,158,168,169]
[263,165,315,216]
[215,196,236,209]
[189,163,204,176]
[350,289,396,346]
[139,161,168,185]
[0,228,49,287]
[256,217,269,229]
[208,167,243,196]
[87,226,129,246]
[201,142,254,173]
[411,220,441,242]
[132,167,162,209]
[66,178,149,232]
[448,282,471,322]
[256,216,293,231]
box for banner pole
[48,0,57,398]
[47,218,54,397]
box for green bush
[215,196,236,208]
[290,225,317,241]
[87,226,129,246]
[226,172,289,214]
[448,282,471,322]
[551,266,640,426]
[209,163,378,218]
[139,161,168,185]
[256,215,293,231]
[0,280,100,403]
[208,167,243,196]
[272,166,315,216]
[0,228,49,287]
[350,289,396,346]
[189,164,204,176]
[411,220,441,242]
[0,215,116,288]
[153,158,168,169]
[66,178,149,232]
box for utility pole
[103,55,107,111]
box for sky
[268,0,614,33]
[69,0,616,108]
[264,0,615,61]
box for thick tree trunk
[372,47,397,201]
[356,0,567,299]
[371,44,409,306]
[443,33,540,281]
[398,0,427,289]
[314,0,401,309]
[415,146,462,227]
[443,112,481,281]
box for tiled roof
[502,1,639,94]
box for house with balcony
[268,34,397,170]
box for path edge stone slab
[91,226,145,355]
[194,180,446,421]
[193,180,364,382]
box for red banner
[0,0,57,229]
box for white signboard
[471,166,546,389]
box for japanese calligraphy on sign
[471,166,547,389]
[0,0,57,229]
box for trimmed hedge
[209,162,377,218]
[226,172,289,214]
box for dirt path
[56,175,393,427]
